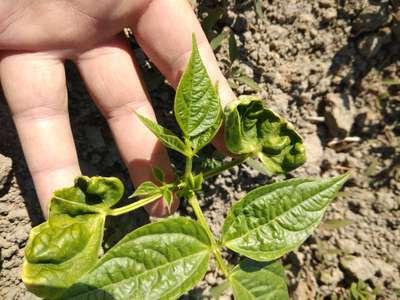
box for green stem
[184,156,193,179]
[188,193,229,277]
[203,155,249,179]
[107,193,162,216]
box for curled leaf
[23,214,105,299]
[50,176,124,216]
[224,96,306,174]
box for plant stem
[184,156,193,179]
[107,193,162,216]
[188,193,230,277]
[203,155,249,179]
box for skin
[0,0,235,217]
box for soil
[0,0,399,299]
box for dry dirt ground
[0,1,399,299]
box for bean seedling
[22,36,350,300]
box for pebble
[320,268,344,285]
[323,93,355,137]
[7,208,27,222]
[340,256,377,281]
[2,245,18,259]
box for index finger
[131,0,236,108]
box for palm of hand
[0,0,150,52]
[0,0,233,218]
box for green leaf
[136,113,190,156]
[22,214,105,299]
[190,116,222,152]
[209,281,229,299]
[174,35,222,145]
[129,181,160,198]
[222,173,350,261]
[229,259,289,300]
[152,166,165,183]
[62,217,212,300]
[224,96,306,174]
[162,188,173,207]
[236,75,261,92]
[210,31,229,50]
[229,32,239,63]
[49,176,124,217]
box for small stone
[320,268,344,285]
[340,256,378,281]
[267,24,289,39]
[370,258,397,279]
[302,133,323,176]
[11,226,29,245]
[205,272,217,286]
[322,8,337,22]
[293,277,317,300]
[337,238,364,254]
[323,93,355,137]
[0,236,11,249]
[355,230,368,241]
[7,208,27,222]
[2,245,18,259]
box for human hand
[0,0,235,218]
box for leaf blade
[222,173,350,261]
[62,217,212,300]
[229,259,289,300]
[136,113,190,156]
[129,181,160,198]
[22,214,105,299]
[174,35,222,141]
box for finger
[0,52,81,217]
[75,37,178,217]
[131,0,236,108]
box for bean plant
[22,36,349,300]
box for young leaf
[152,166,165,183]
[236,75,261,92]
[174,35,222,147]
[229,259,289,300]
[136,113,190,156]
[50,176,124,216]
[62,217,212,300]
[222,173,350,261]
[129,181,160,198]
[22,214,105,299]
[210,31,230,50]
[162,188,173,207]
[224,96,306,174]
[190,117,222,153]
